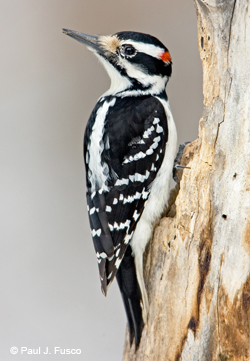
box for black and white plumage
[63,29,177,347]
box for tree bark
[123,1,250,360]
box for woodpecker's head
[63,29,172,96]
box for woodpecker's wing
[84,95,168,295]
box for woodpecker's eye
[120,44,136,57]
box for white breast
[130,97,177,257]
[130,97,177,322]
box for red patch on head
[159,51,171,63]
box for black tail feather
[116,245,144,348]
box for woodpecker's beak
[63,29,102,53]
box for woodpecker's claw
[173,142,191,183]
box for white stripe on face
[98,35,167,60]
[120,40,166,60]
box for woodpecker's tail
[116,245,144,348]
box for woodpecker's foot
[173,142,191,183]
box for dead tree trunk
[123,1,250,360]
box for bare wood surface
[123,1,250,360]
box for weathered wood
[123,1,250,360]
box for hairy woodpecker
[63,29,177,347]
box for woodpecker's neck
[97,54,169,98]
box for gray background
[0,1,202,360]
